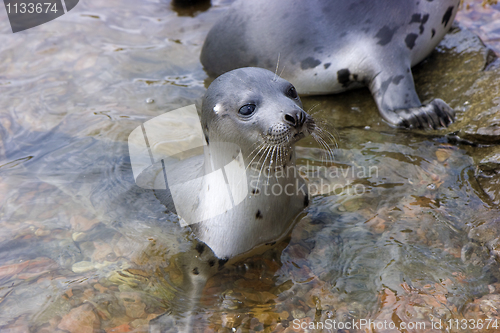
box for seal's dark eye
[239,104,256,116]
[286,86,298,99]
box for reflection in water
[0,0,500,332]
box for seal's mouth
[291,131,306,142]
[264,116,315,146]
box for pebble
[290,309,306,319]
[105,323,132,332]
[35,228,51,237]
[72,261,95,273]
[72,232,87,242]
[58,304,100,333]
[70,216,100,232]
[120,292,147,319]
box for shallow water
[1,0,500,332]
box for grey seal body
[154,67,314,260]
[150,68,333,332]
[201,0,460,129]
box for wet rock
[104,323,131,333]
[113,236,135,259]
[468,214,500,245]
[0,232,81,268]
[92,240,116,262]
[70,223,117,243]
[457,1,500,56]
[457,74,500,143]
[119,292,147,319]
[130,318,149,329]
[58,304,100,333]
[35,316,61,333]
[476,149,500,205]
[70,216,100,232]
[0,315,30,333]
[78,241,96,260]
[73,53,98,72]
[0,257,58,280]
[412,23,500,211]
[463,212,500,267]
[436,146,454,163]
[34,228,51,237]
[463,293,500,331]
[72,261,95,273]
[410,24,500,142]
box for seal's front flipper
[391,99,455,129]
[368,62,455,129]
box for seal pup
[200,0,460,129]
[154,67,324,260]
[149,67,334,331]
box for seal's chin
[290,119,315,143]
[287,131,305,145]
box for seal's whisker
[311,133,330,162]
[320,125,340,149]
[316,135,335,164]
[252,145,268,188]
[314,127,334,148]
[276,144,282,168]
[308,112,339,150]
[307,103,321,117]
[256,145,273,187]
[323,127,340,149]
[278,143,286,167]
[246,143,269,173]
[315,125,339,150]
[312,132,335,163]
[279,64,286,78]
[273,53,281,82]
[246,142,267,166]
[316,132,336,162]
[274,144,284,178]
[245,147,262,168]
[269,145,279,182]
[311,133,325,165]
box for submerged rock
[476,150,500,205]
[411,24,500,208]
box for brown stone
[92,240,116,262]
[0,257,58,280]
[105,323,132,333]
[70,216,100,232]
[119,292,147,319]
[58,304,100,333]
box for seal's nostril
[284,110,308,128]
[284,113,297,127]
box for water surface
[1,0,499,332]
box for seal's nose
[283,109,307,128]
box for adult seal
[200,0,460,129]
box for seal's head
[201,67,315,168]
